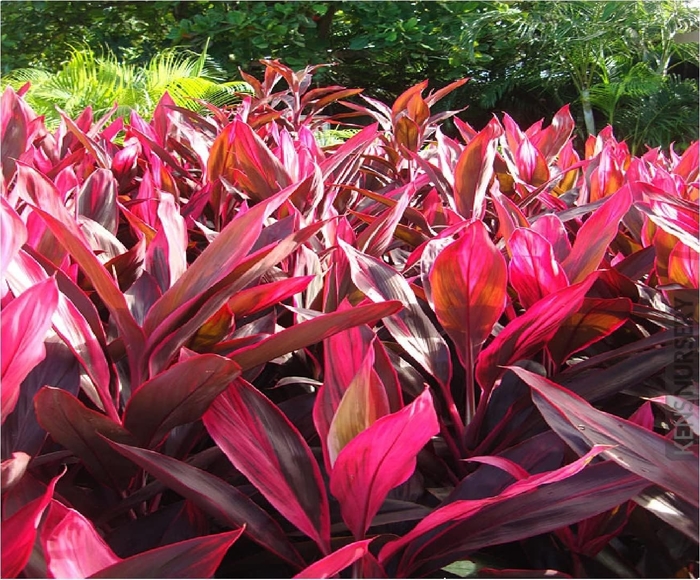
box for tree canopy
[2,0,698,150]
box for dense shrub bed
[1,61,698,578]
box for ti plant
[1,60,698,578]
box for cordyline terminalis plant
[1,59,698,578]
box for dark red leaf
[106,441,306,568]
[204,377,331,553]
[123,353,241,447]
[89,529,243,579]
[512,367,699,507]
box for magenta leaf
[27,201,145,385]
[293,539,374,579]
[1,277,59,423]
[379,453,647,577]
[475,272,598,391]
[0,197,27,291]
[204,377,331,553]
[89,529,243,579]
[562,185,633,284]
[511,366,699,507]
[77,168,119,234]
[106,441,306,568]
[144,192,188,292]
[530,214,571,263]
[5,250,117,419]
[508,228,569,309]
[42,500,120,579]
[1,470,62,578]
[123,353,242,448]
[330,388,439,539]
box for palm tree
[1,40,252,128]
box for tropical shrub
[1,43,252,130]
[1,60,698,578]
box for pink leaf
[562,185,633,284]
[1,470,62,578]
[464,455,531,481]
[1,452,31,492]
[145,192,188,292]
[293,539,374,579]
[77,168,119,234]
[531,104,576,162]
[531,214,571,263]
[326,347,391,466]
[0,197,27,292]
[42,501,120,579]
[429,221,508,367]
[508,228,569,309]
[1,278,59,423]
[330,388,439,539]
[475,273,598,391]
[204,377,331,553]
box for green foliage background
[2,0,698,151]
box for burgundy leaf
[106,441,306,568]
[547,297,632,367]
[34,387,139,489]
[512,366,699,507]
[379,453,647,577]
[229,300,403,372]
[89,529,243,579]
[123,353,242,448]
[204,377,331,553]
[340,239,452,390]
